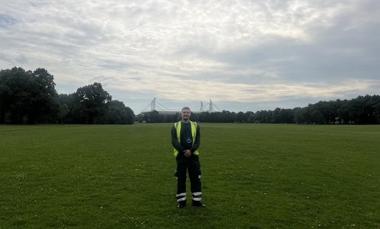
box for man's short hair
[181,106,191,112]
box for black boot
[177,201,186,208]
[192,201,206,207]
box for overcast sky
[1,0,379,113]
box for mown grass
[0,123,379,228]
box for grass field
[0,124,379,228]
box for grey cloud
[1,0,379,113]
[189,6,380,85]
[0,14,17,28]
[97,60,129,70]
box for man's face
[181,109,191,120]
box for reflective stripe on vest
[173,120,199,157]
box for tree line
[138,95,380,124]
[0,67,135,124]
[2,66,379,125]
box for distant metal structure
[150,97,157,111]
[208,99,213,112]
[204,99,219,112]
[142,98,220,113]
[208,99,221,112]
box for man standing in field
[171,107,205,208]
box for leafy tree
[73,82,112,124]
[102,100,135,124]
[0,67,58,123]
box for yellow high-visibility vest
[173,120,200,157]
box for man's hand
[184,149,192,157]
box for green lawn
[0,124,379,228]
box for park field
[0,123,379,228]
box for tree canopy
[138,95,380,124]
[0,67,135,124]
[2,66,379,125]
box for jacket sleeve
[171,125,184,153]
[191,124,200,153]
